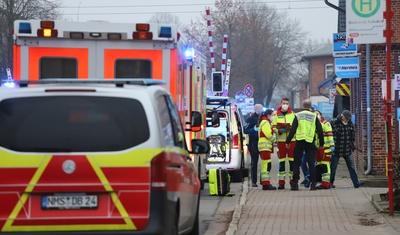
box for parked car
[205,96,250,182]
[0,79,209,235]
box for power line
[59,0,330,9]
[62,7,331,16]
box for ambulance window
[0,96,150,152]
[164,96,186,149]
[40,58,77,79]
[115,59,151,78]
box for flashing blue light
[185,47,194,61]
[2,81,16,88]
[159,26,172,38]
[19,22,32,34]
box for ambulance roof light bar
[2,79,165,88]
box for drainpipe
[364,44,372,175]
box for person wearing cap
[285,99,324,191]
[272,97,296,190]
[244,104,263,187]
[258,109,277,190]
[330,110,364,188]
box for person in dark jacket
[330,110,364,188]
[244,104,263,187]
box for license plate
[42,194,98,209]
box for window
[157,95,175,146]
[0,96,149,152]
[40,58,77,79]
[165,96,186,148]
[115,59,151,78]
[325,63,334,79]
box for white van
[205,96,250,182]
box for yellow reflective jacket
[272,107,296,142]
[295,110,317,143]
[258,118,275,152]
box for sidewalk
[227,153,400,235]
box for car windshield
[0,96,150,152]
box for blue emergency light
[19,22,32,34]
[159,26,172,38]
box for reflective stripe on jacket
[258,119,275,152]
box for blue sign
[333,33,357,57]
[318,102,334,119]
[335,57,359,78]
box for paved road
[199,180,243,235]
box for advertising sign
[346,0,385,44]
[333,33,357,57]
[335,57,360,78]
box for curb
[226,178,249,235]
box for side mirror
[206,111,220,127]
[186,111,203,132]
[190,139,210,154]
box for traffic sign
[335,57,359,78]
[329,89,336,104]
[235,91,246,103]
[346,0,385,44]
[333,33,357,57]
[244,84,254,98]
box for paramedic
[272,97,296,190]
[258,109,277,190]
[286,99,324,191]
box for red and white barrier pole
[206,8,215,72]
[221,34,228,75]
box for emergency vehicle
[0,79,210,234]
[205,96,250,182]
[12,20,209,189]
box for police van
[205,96,250,182]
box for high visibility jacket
[295,110,317,143]
[315,119,334,149]
[258,118,275,152]
[272,107,296,142]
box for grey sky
[60,0,339,41]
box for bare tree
[148,12,184,32]
[183,0,307,107]
[0,0,61,78]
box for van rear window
[115,59,151,78]
[0,96,149,152]
[40,58,78,79]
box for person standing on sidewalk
[314,110,334,189]
[258,109,277,190]
[330,110,364,188]
[285,99,324,191]
[272,97,296,189]
[244,104,263,187]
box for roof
[302,44,333,60]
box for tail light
[232,133,238,149]
[151,153,167,190]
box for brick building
[352,1,400,176]
[302,44,335,120]
[300,1,400,177]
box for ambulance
[12,20,209,189]
[205,96,250,182]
